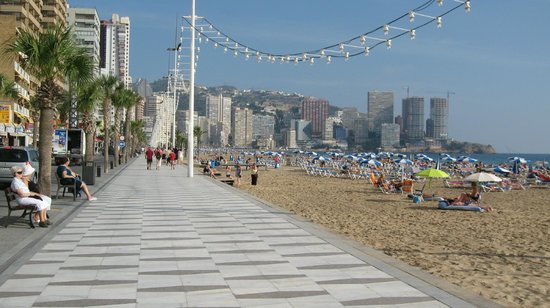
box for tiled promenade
[0,159,495,307]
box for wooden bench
[55,173,77,201]
[220,179,235,186]
[4,187,36,228]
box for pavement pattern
[0,159,486,307]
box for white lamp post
[187,0,195,178]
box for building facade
[381,123,400,148]
[231,107,253,147]
[402,96,425,143]
[67,7,100,77]
[100,14,131,87]
[301,97,328,139]
[252,114,275,140]
[367,91,394,134]
[429,97,449,141]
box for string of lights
[181,0,471,65]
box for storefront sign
[0,105,11,124]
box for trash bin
[82,161,96,185]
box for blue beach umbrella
[368,159,383,167]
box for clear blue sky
[70,0,550,154]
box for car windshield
[0,149,28,162]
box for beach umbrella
[344,154,358,160]
[415,168,449,189]
[458,156,478,163]
[397,158,413,165]
[415,168,450,178]
[494,166,511,174]
[367,159,383,167]
[441,156,457,163]
[313,155,330,161]
[464,172,502,182]
[508,156,527,164]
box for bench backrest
[4,187,18,208]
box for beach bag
[155,151,161,159]
[413,195,422,204]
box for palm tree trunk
[113,107,122,167]
[124,108,132,163]
[103,99,111,174]
[82,112,95,163]
[38,108,54,196]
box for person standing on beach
[155,148,162,170]
[250,163,259,186]
[235,164,242,187]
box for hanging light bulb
[244,47,249,53]
[344,52,350,61]
[217,31,221,37]
[256,51,260,57]
[302,53,308,60]
[205,37,209,43]
[465,0,471,13]
[386,39,392,49]
[209,24,213,30]
[225,37,229,42]
[326,55,331,64]
[436,16,442,28]
[271,56,275,64]
[234,50,238,57]
[223,47,228,53]
[383,24,389,35]
[234,42,238,48]
[309,57,314,65]
[339,43,344,52]
[181,26,185,32]
[198,37,202,43]
[320,49,325,57]
[257,55,262,62]
[437,0,443,6]
[280,57,285,64]
[364,47,370,56]
[196,47,200,53]
[409,11,415,22]
[410,29,416,40]
[360,35,366,45]
[294,58,299,65]
[200,26,204,32]
[245,53,250,61]
[214,42,218,48]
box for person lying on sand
[443,193,493,212]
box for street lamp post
[187,0,195,178]
[167,43,181,148]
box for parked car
[0,146,40,185]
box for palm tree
[130,120,146,156]
[28,96,40,147]
[110,85,126,167]
[76,79,101,163]
[0,74,19,99]
[123,91,141,163]
[97,75,118,173]
[5,24,93,195]
[193,126,206,153]
[175,129,188,155]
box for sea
[419,153,550,165]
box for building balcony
[14,61,30,83]
[13,83,30,101]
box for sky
[70,0,550,154]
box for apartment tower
[301,97,328,139]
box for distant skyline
[70,0,550,153]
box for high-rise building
[353,117,369,148]
[402,96,424,142]
[0,0,68,144]
[68,7,101,77]
[367,91,394,134]
[134,78,153,120]
[301,98,328,139]
[42,0,68,28]
[429,97,449,141]
[381,123,400,148]
[206,94,231,146]
[176,110,198,135]
[100,14,131,87]
[231,107,253,147]
[252,114,275,140]
[282,129,297,148]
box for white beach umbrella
[464,172,502,182]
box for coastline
[223,164,549,308]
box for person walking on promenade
[145,147,154,170]
[11,165,51,227]
[250,163,259,186]
[155,148,163,170]
[57,157,97,201]
[169,150,176,170]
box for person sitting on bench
[56,157,97,201]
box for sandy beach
[209,164,550,307]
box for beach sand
[221,165,550,307]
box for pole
[187,0,195,178]
[172,47,177,147]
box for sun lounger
[438,200,486,212]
